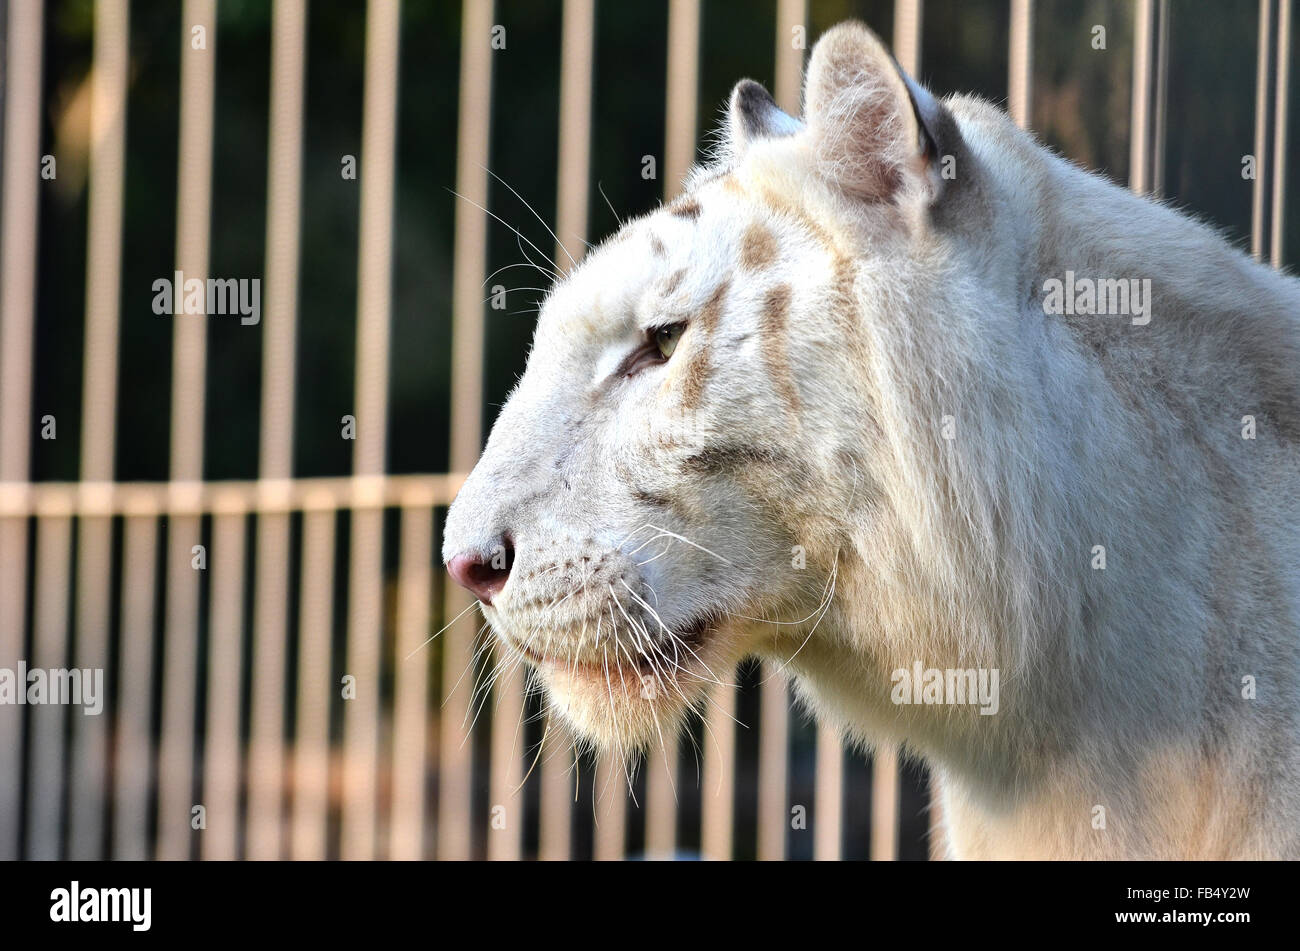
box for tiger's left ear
[803,21,957,205]
[725,79,804,158]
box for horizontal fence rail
[0,0,1292,862]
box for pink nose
[447,541,513,604]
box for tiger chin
[443,21,1300,858]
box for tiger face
[442,21,960,752]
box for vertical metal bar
[440,0,496,862]
[341,0,402,861]
[486,660,525,860]
[201,509,245,859]
[1008,0,1034,129]
[813,722,842,860]
[554,0,594,267]
[1131,0,1157,196]
[642,741,677,858]
[774,0,806,115]
[157,0,217,862]
[872,0,921,861]
[0,0,43,862]
[291,504,335,860]
[69,0,129,860]
[593,756,628,861]
[700,676,737,860]
[113,510,159,860]
[756,1,805,864]
[756,676,788,861]
[537,715,573,860]
[247,0,307,862]
[893,0,923,78]
[533,0,597,861]
[26,513,73,859]
[643,0,702,856]
[390,505,433,859]
[1272,0,1292,267]
[1152,0,1170,198]
[870,745,901,860]
[664,0,700,198]
[1254,0,1277,257]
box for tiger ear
[725,79,804,158]
[803,21,954,204]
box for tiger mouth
[506,613,715,678]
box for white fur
[444,22,1300,859]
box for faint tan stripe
[664,0,700,198]
[0,0,44,863]
[1008,0,1034,129]
[69,0,130,861]
[870,745,901,860]
[774,0,807,115]
[893,0,923,77]
[201,510,246,859]
[341,0,401,861]
[813,722,842,860]
[291,505,336,860]
[390,505,433,859]
[441,0,496,862]
[756,672,788,861]
[1272,0,1292,267]
[247,0,307,861]
[26,515,73,859]
[113,511,158,860]
[700,677,737,860]
[593,755,627,861]
[487,660,525,860]
[157,0,217,862]
[0,474,462,518]
[1254,0,1276,257]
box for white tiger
[443,21,1300,859]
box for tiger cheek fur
[444,21,1300,858]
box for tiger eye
[655,324,685,358]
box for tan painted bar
[113,512,159,859]
[440,0,497,861]
[1272,0,1292,267]
[69,0,130,859]
[247,0,308,862]
[390,505,434,859]
[1008,0,1034,129]
[26,515,73,858]
[700,678,737,860]
[813,721,842,860]
[0,0,44,861]
[202,510,246,859]
[291,505,336,859]
[157,0,217,861]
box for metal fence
[0,0,1292,861]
